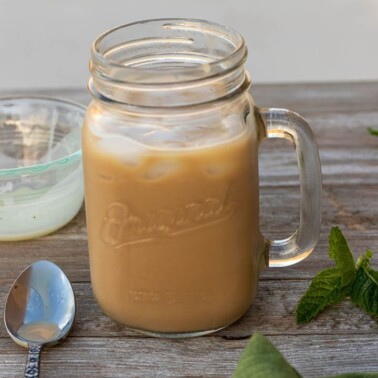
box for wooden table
[1,82,377,377]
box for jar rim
[90,18,247,86]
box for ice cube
[222,114,244,135]
[98,136,147,167]
[143,161,178,180]
[146,129,186,147]
[205,163,233,176]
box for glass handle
[257,107,322,267]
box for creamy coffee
[83,108,265,333]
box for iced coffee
[82,101,264,334]
[84,18,322,336]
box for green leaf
[355,250,373,269]
[233,333,302,378]
[296,268,350,324]
[351,252,378,317]
[368,127,378,136]
[329,226,356,286]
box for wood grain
[0,83,377,377]
[0,335,377,378]
[1,280,376,340]
[1,184,377,283]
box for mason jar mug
[82,19,322,337]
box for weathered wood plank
[259,147,378,186]
[0,183,377,282]
[0,231,376,283]
[2,88,378,187]
[1,281,375,340]
[0,334,377,377]
[252,81,378,113]
[306,110,378,147]
[2,81,378,113]
[2,87,378,146]
[5,91,378,187]
[2,231,377,283]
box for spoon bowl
[4,260,75,377]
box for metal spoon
[4,260,75,378]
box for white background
[1,0,378,89]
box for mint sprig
[295,267,350,324]
[368,127,378,136]
[234,332,378,378]
[328,226,356,285]
[351,250,378,316]
[296,227,378,324]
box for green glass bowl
[0,97,86,240]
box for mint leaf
[329,226,356,286]
[296,227,356,324]
[351,251,378,317]
[233,333,302,378]
[368,127,378,136]
[232,332,378,378]
[296,268,349,324]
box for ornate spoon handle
[24,344,42,378]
